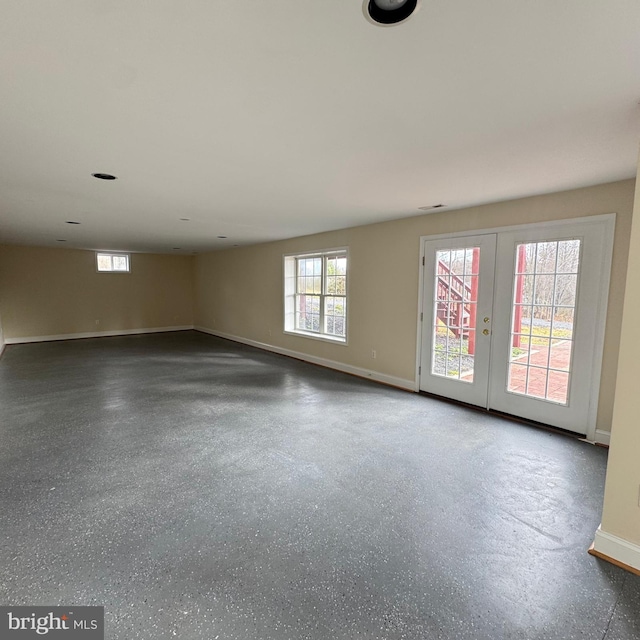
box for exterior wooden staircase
[436,259,472,339]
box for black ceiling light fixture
[364,0,420,26]
[92,173,117,180]
[65,220,81,225]
[217,235,227,239]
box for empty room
[1,2,640,639]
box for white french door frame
[415,213,616,443]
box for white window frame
[284,248,348,344]
[96,252,130,273]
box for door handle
[484,317,490,323]
[483,329,490,336]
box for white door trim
[416,213,615,442]
[585,217,615,441]
[417,212,616,243]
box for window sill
[284,329,347,346]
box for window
[284,249,347,342]
[96,252,130,273]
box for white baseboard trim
[5,325,194,344]
[594,429,611,447]
[591,525,640,573]
[195,326,416,391]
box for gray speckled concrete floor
[1,331,639,640]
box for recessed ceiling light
[418,204,447,211]
[92,173,117,180]
[364,0,420,26]
[65,221,81,224]
[217,235,227,239]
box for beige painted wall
[195,179,635,434]
[600,164,640,545]
[0,246,194,339]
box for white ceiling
[0,1,639,254]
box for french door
[419,234,497,406]
[418,217,613,435]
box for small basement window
[96,252,130,273]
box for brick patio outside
[507,339,572,402]
[458,339,573,403]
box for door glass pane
[508,240,580,404]
[534,242,558,273]
[432,247,480,383]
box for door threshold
[418,391,586,440]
